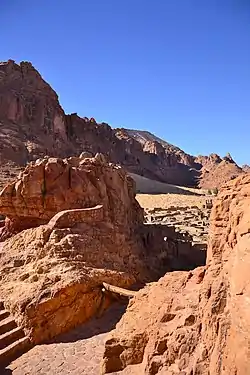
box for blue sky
[1,0,249,164]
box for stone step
[0,310,10,322]
[0,317,17,336]
[0,327,25,350]
[0,336,30,365]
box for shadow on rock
[50,302,127,344]
[0,369,13,374]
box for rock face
[195,153,244,189]
[0,155,206,344]
[102,174,250,374]
[0,59,245,189]
[0,60,68,164]
[118,129,202,187]
[0,153,143,239]
[0,155,145,343]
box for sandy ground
[130,173,206,195]
[136,192,209,210]
[4,304,133,375]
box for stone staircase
[0,300,31,366]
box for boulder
[102,174,250,374]
[0,155,143,239]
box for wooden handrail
[102,282,137,298]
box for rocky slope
[242,164,250,173]
[0,154,205,344]
[0,59,245,189]
[102,174,250,374]
[123,130,246,189]
[195,153,244,189]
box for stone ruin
[145,203,212,251]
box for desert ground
[136,192,208,209]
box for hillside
[0,59,246,189]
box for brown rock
[0,157,146,343]
[0,155,143,239]
[102,174,250,374]
[195,153,244,189]
[242,164,250,173]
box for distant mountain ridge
[0,59,247,190]
[123,129,182,152]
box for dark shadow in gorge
[139,223,207,280]
[0,369,12,374]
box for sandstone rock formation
[195,153,244,189]
[0,155,206,345]
[0,155,146,343]
[102,174,250,374]
[0,153,143,239]
[0,59,245,189]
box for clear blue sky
[1,1,249,164]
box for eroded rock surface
[0,155,147,343]
[0,153,143,239]
[102,174,250,374]
[0,155,204,345]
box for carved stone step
[0,317,17,336]
[0,336,30,365]
[0,327,25,350]
[0,310,10,322]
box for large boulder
[102,174,250,374]
[0,153,143,239]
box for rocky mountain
[122,129,246,189]
[195,153,244,189]
[242,164,250,173]
[0,59,246,189]
[123,128,194,164]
